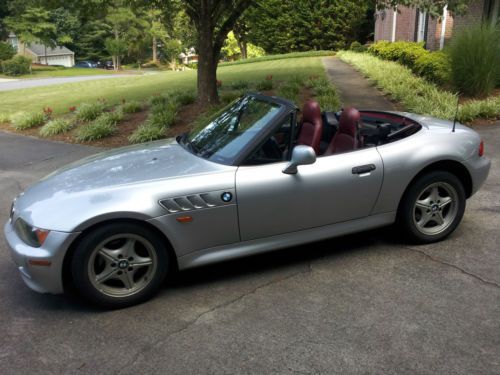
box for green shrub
[338,51,457,119]
[149,94,169,106]
[173,91,196,106]
[39,119,73,137]
[458,96,500,123]
[349,41,367,53]
[308,78,340,111]
[148,104,177,129]
[368,41,428,69]
[76,120,115,142]
[413,51,451,85]
[256,79,273,91]
[10,112,45,130]
[338,51,500,122]
[75,102,105,122]
[128,124,166,143]
[449,23,500,97]
[0,113,11,124]
[230,81,250,90]
[119,100,142,113]
[99,111,124,126]
[1,56,32,76]
[0,42,16,61]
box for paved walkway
[0,74,137,92]
[323,56,397,110]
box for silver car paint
[4,113,490,294]
[236,147,383,241]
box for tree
[5,7,57,64]
[0,42,16,61]
[244,0,374,54]
[182,0,255,105]
[376,0,473,17]
[105,38,128,69]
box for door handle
[352,164,376,175]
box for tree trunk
[237,40,247,59]
[197,22,219,105]
[152,36,158,63]
[44,44,48,65]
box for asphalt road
[0,128,499,374]
[0,74,137,92]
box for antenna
[452,94,459,133]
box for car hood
[13,139,236,231]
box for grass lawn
[0,66,130,79]
[0,56,328,116]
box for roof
[26,43,74,57]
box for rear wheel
[71,223,169,308]
[399,171,466,243]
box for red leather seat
[296,100,322,154]
[324,107,361,155]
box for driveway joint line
[113,266,312,374]
[402,246,500,289]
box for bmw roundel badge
[221,192,233,202]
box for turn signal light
[479,140,484,157]
[176,216,193,223]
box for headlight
[14,218,50,248]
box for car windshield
[182,96,281,164]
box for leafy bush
[414,51,451,85]
[0,42,16,61]
[75,102,105,122]
[129,98,178,143]
[76,120,115,142]
[119,100,142,113]
[39,119,73,137]
[173,91,196,106]
[149,94,169,106]
[256,79,273,91]
[0,113,11,124]
[308,77,340,111]
[349,41,367,53]
[99,111,124,126]
[278,83,300,102]
[338,51,457,119]
[230,81,250,90]
[368,41,428,69]
[338,51,500,122]
[10,112,45,130]
[458,96,500,123]
[220,91,243,103]
[1,56,32,76]
[128,124,166,143]
[449,23,500,97]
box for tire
[71,222,169,308]
[398,170,466,243]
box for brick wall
[374,8,396,41]
[395,6,417,41]
[452,0,487,34]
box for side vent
[159,190,233,214]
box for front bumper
[4,221,80,294]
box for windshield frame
[178,93,297,166]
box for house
[179,48,198,65]
[374,0,500,50]
[7,33,75,67]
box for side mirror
[282,145,316,174]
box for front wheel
[71,223,169,308]
[398,171,466,243]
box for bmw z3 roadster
[5,93,490,307]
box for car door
[235,147,384,241]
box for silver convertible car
[5,93,490,307]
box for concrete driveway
[0,128,499,374]
[0,74,140,92]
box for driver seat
[296,100,322,154]
[324,107,361,155]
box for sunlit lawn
[0,66,130,79]
[0,56,329,116]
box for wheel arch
[62,218,178,292]
[397,160,473,214]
